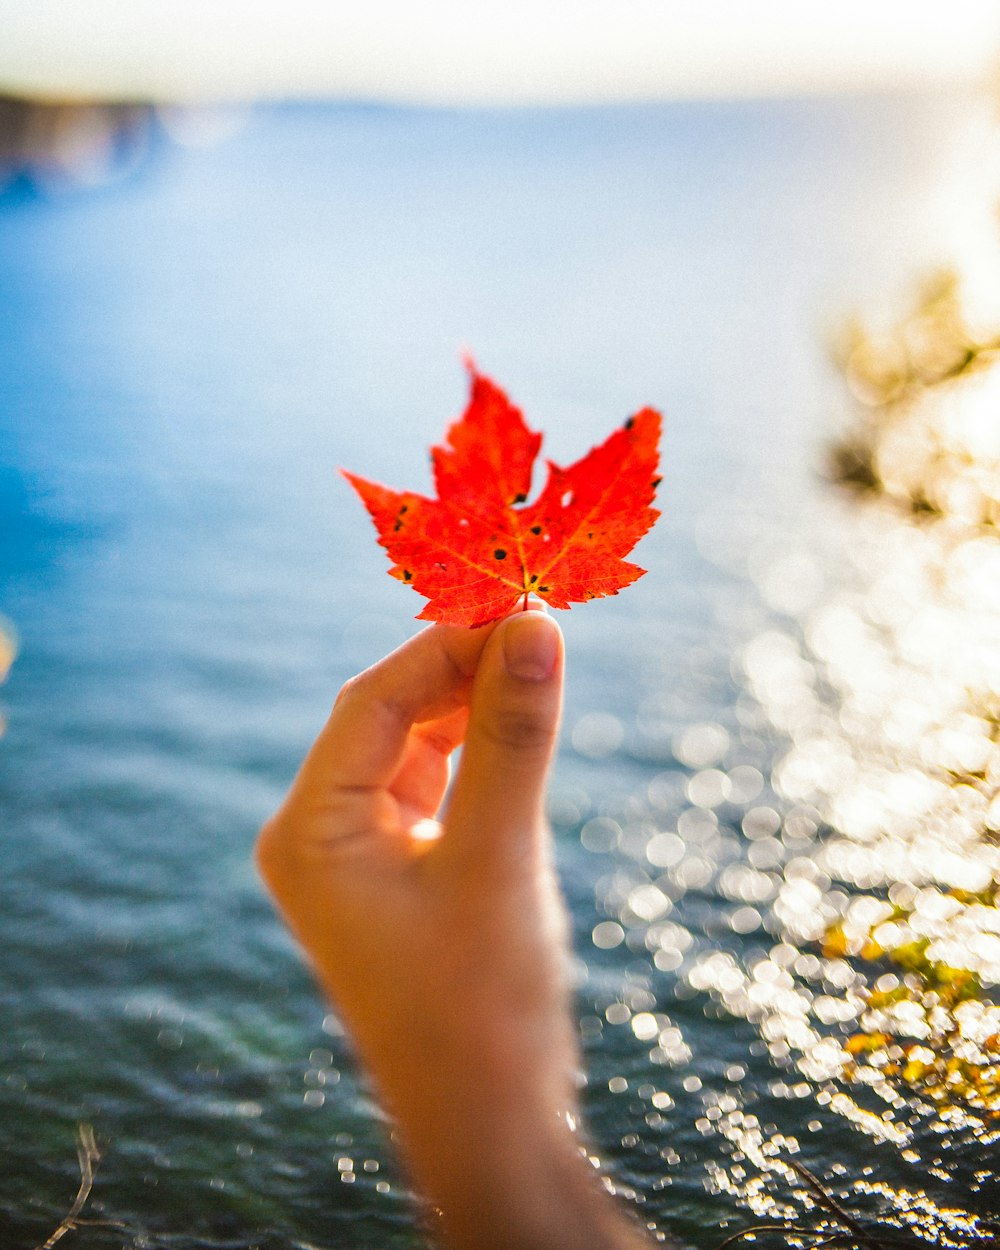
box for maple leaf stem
[522,591,529,612]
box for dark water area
[1,96,998,1247]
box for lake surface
[1,95,998,1248]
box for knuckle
[254,814,287,885]
[255,805,328,878]
[256,794,373,885]
[334,671,407,725]
[333,672,365,710]
[481,704,553,754]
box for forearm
[352,1003,652,1250]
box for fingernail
[503,612,560,682]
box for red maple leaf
[343,366,662,628]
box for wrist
[382,1066,649,1250]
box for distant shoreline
[0,93,155,189]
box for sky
[2,0,1000,104]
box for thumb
[442,610,564,873]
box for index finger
[292,620,500,799]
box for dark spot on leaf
[624,416,634,430]
[494,549,507,560]
[530,525,542,535]
[652,477,662,488]
[538,585,549,593]
[512,492,527,504]
[399,504,409,514]
[403,569,412,582]
[393,520,403,532]
[587,532,593,539]
[529,574,538,584]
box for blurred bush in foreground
[831,270,1000,530]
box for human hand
[257,608,654,1250]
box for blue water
[1,97,995,1247]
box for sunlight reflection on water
[570,418,1000,1241]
